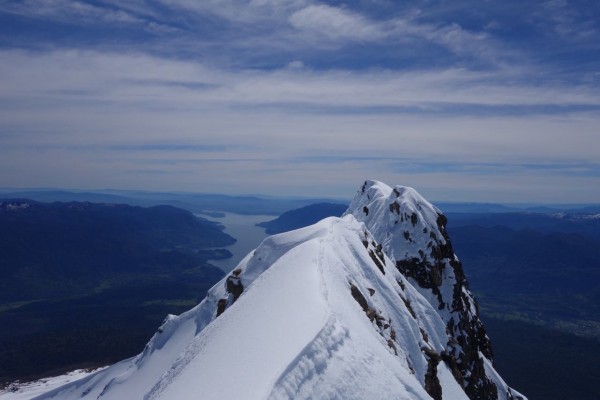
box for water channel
[201,212,275,273]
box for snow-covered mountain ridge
[346,180,498,399]
[33,180,525,400]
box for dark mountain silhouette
[0,199,234,383]
[0,189,344,215]
[256,202,347,234]
[0,199,234,302]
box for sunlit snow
[23,181,525,400]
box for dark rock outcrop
[345,181,514,400]
[226,268,244,302]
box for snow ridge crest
[31,180,526,400]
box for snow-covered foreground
[27,181,525,400]
[0,369,104,400]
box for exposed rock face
[216,268,245,317]
[216,299,227,317]
[226,268,244,301]
[345,180,505,400]
[424,352,443,400]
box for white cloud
[538,0,599,40]
[0,0,519,69]
[289,4,387,42]
[2,0,600,201]
[286,60,305,69]
[155,0,307,24]
[4,49,599,122]
[1,49,599,200]
[0,0,177,32]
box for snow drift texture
[33,180,525,400]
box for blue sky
[1,0,599,202]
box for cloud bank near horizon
[1,0,599,202]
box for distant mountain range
[444,211,600,339]
[0,199,234,383]
[0,199,234,302]
[435,202,600,214]
[256,202,348,234]
[1,187,597,216]
[0,189,346,216]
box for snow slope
[32,181,525,400]
[0,369,104,400]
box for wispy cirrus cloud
[539,0,599,40]
[289,4,388,42]
[3,49,598,113]
[0,0,179,33]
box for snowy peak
[33,181,525,400]
[346,180,470,313]
[345,180,516,399]
[346,180,448,265]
